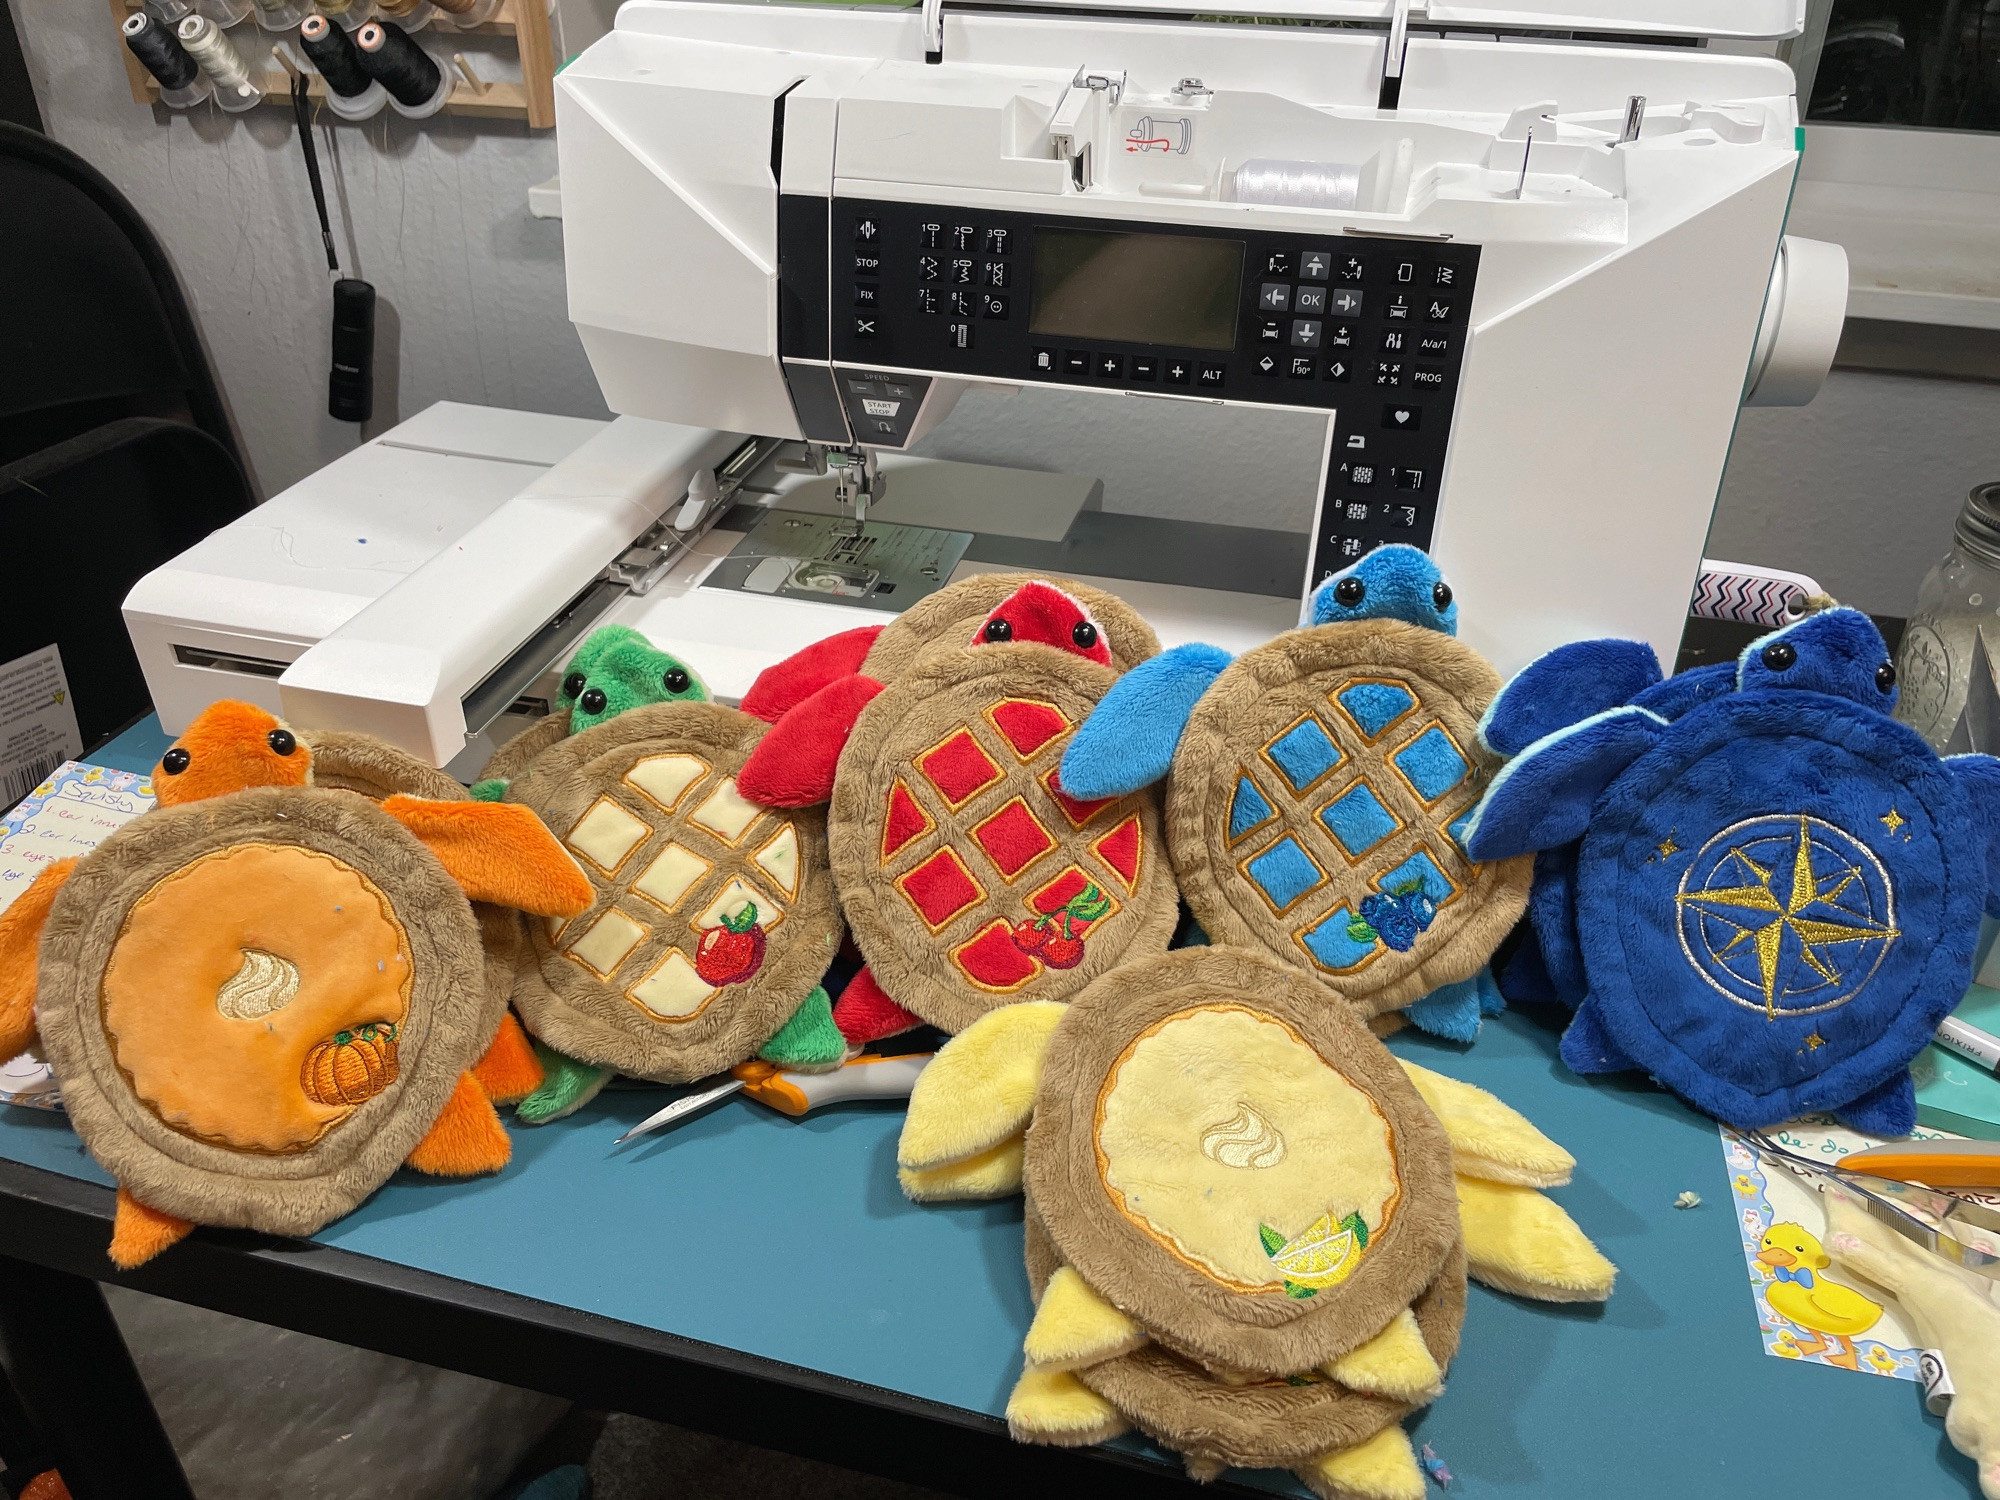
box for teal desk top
[1,718,1978,1498]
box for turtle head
[154,701,311,808]
[559,625,707,734]
[1309,545,1458,637]
[1737,608,1897,710]
[973,581,1113,666]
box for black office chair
[0,122,254,762]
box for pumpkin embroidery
[301,1022,400,1107]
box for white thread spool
[249,0,312,34]
[1226,159,1363,213]
[176,14,263,111]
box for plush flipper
[515,1044,615,1125]
[898,1135,1025,1201]
[1831,1070,1917,1137]
[1478,639,1662,757]
[0,859,73,1061]
[830,966,923,1047]
[109,1187,194,1269]
[1057,643,1233,799]
[1456,1177,1616,1302]
[1403,974,1485,1043]
[406,1071,512,1174]
[1399,1061,1574,1188]
[737,675,885,808]
[740,625,885,723]
[1006,1365,1129,1447]
[1558,998,1643,1077]
[899,1000,1066,1171]
[1323,1308,1443,1403]
[468,778,507,802]
[1023,1265,1148,1371]
[1461,706,1667,862]
[756,986,847,1072]
[381,798,592,917]
[1297,1425,1423,1500]
[472,1011,545,1104]
[1946,754,2000,916]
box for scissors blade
[613,1078,745,1143]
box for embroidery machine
[125,0,1850,773]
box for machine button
[1259,282,1292,312]
[1131,357,1157,381]
[1264,251,1293,276]
[1392,466,1425,490]
[1381,329,1407,353]
[984,262,1010,288]
[947,291,973,317]
[1290,320,1323,349]
[1294,285,1327,314]
[1323,358,1352,383]
[1426,299,1453,323]
[854,316,879,339]
[1388,504,1419,528]
[1257,320,1284,343]
[855,218,882,242]
[1289,357,1315,379]
[1338,255,1365,283]
[854,285,879,307]
[1065,350,1092,376]
[1031,347,1059,376]
[982,293,1010,319]
[1255,353,1281,377]
[1335,535,1366,560]
[1198,363,1227,387]
[1374,362,1403,386]
[919,222,942,248]
[885,382,919,399]
[1327,324,1355,349]
[1342,500,1371,523]
[916,289,939,315]
[845,377,883,396]
[1411,366,1445,389]
[1096,354,1124,380]
[951,258,975,284]
[854,253,882,276]
[1395,260,1415,283]
[1329,288,1364,317]
[1385,293,1413,321]
[1433,264,1459,288]
[918,256,940,281]
[952,224,977,251]
[948,321,974,349]
[1417,332,1451,356]
[1300,250,1331,281]
[1164,359,1191,384]
[1347,463,1376,486]
[1383,403,1421,430]
[985,227,1011,256]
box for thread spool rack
[111,0,557,126]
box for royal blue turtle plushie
[1464,608,2000,1135]
[1060,544,1533,1042]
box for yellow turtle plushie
[898,946,1615,1495]
[0,702,592,1267]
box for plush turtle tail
[0,859,75,1061]
[897,1001,1066,1202]
[110,1188,194,1269]
[1058,643,1232,799]
[468,777,508,802]
[1005,1365,1129,1447]
[756,986,847,1072]
[515,1045,615,1126]
[831,967,924,1047]
[472,1012,545,1104]
[407,1072,512,1175]
[1297,1424,1425,1500]
[1403,968,1503,1043]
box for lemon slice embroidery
[1260,1210,1369,1298]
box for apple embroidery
[696,903,768,986]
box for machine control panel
[815,198,1479,572]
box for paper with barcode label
[0,645,82,810]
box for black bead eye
[664,667,691,694]
[580,688,608,714]
[563,672,586,700]
[1432,581,1453,610]
[1877,661,1897,691]
[1762,641,1798,671]
[983,618,1013,642]
[267,729,296,756]
[1334,577,1366,607]
[1072,621,1098,650]
[161,747,190,774]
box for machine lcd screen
[1029,228,1243,351]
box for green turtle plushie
[1060,546,1531,1042]
[475,626,848,1122]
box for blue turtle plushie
[1464,608,2000,1134]
[1061,545,1532,1041]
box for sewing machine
[125,0,1850,772]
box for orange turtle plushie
[0,702,592,1266]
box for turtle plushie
[476,626,848,1123]
[738,575,1177,1044]
[1463,607,2000,1134]
[898,947,1614,1495]
[1058,545,1531,1042]
[0,701,593,1267]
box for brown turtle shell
[504,701,841,1083]
[35,787,490,1237]
[859,572,1161,684]
[1167,619,1532,1018]
[831,642,1177,1034]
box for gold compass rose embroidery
[1675,815,1900,1019]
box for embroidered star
[1804,1031,1825,1050]
[1882,808,1906,834]
[1676,816,1899,1019]
[1656,833,1682,860]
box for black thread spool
[299,14,385,118]
[120,11,208,106]
[355,20,447,117]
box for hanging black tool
[290,72,375,423]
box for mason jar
[1896,482,2000,753]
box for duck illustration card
[1719,1120,1994,1381]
